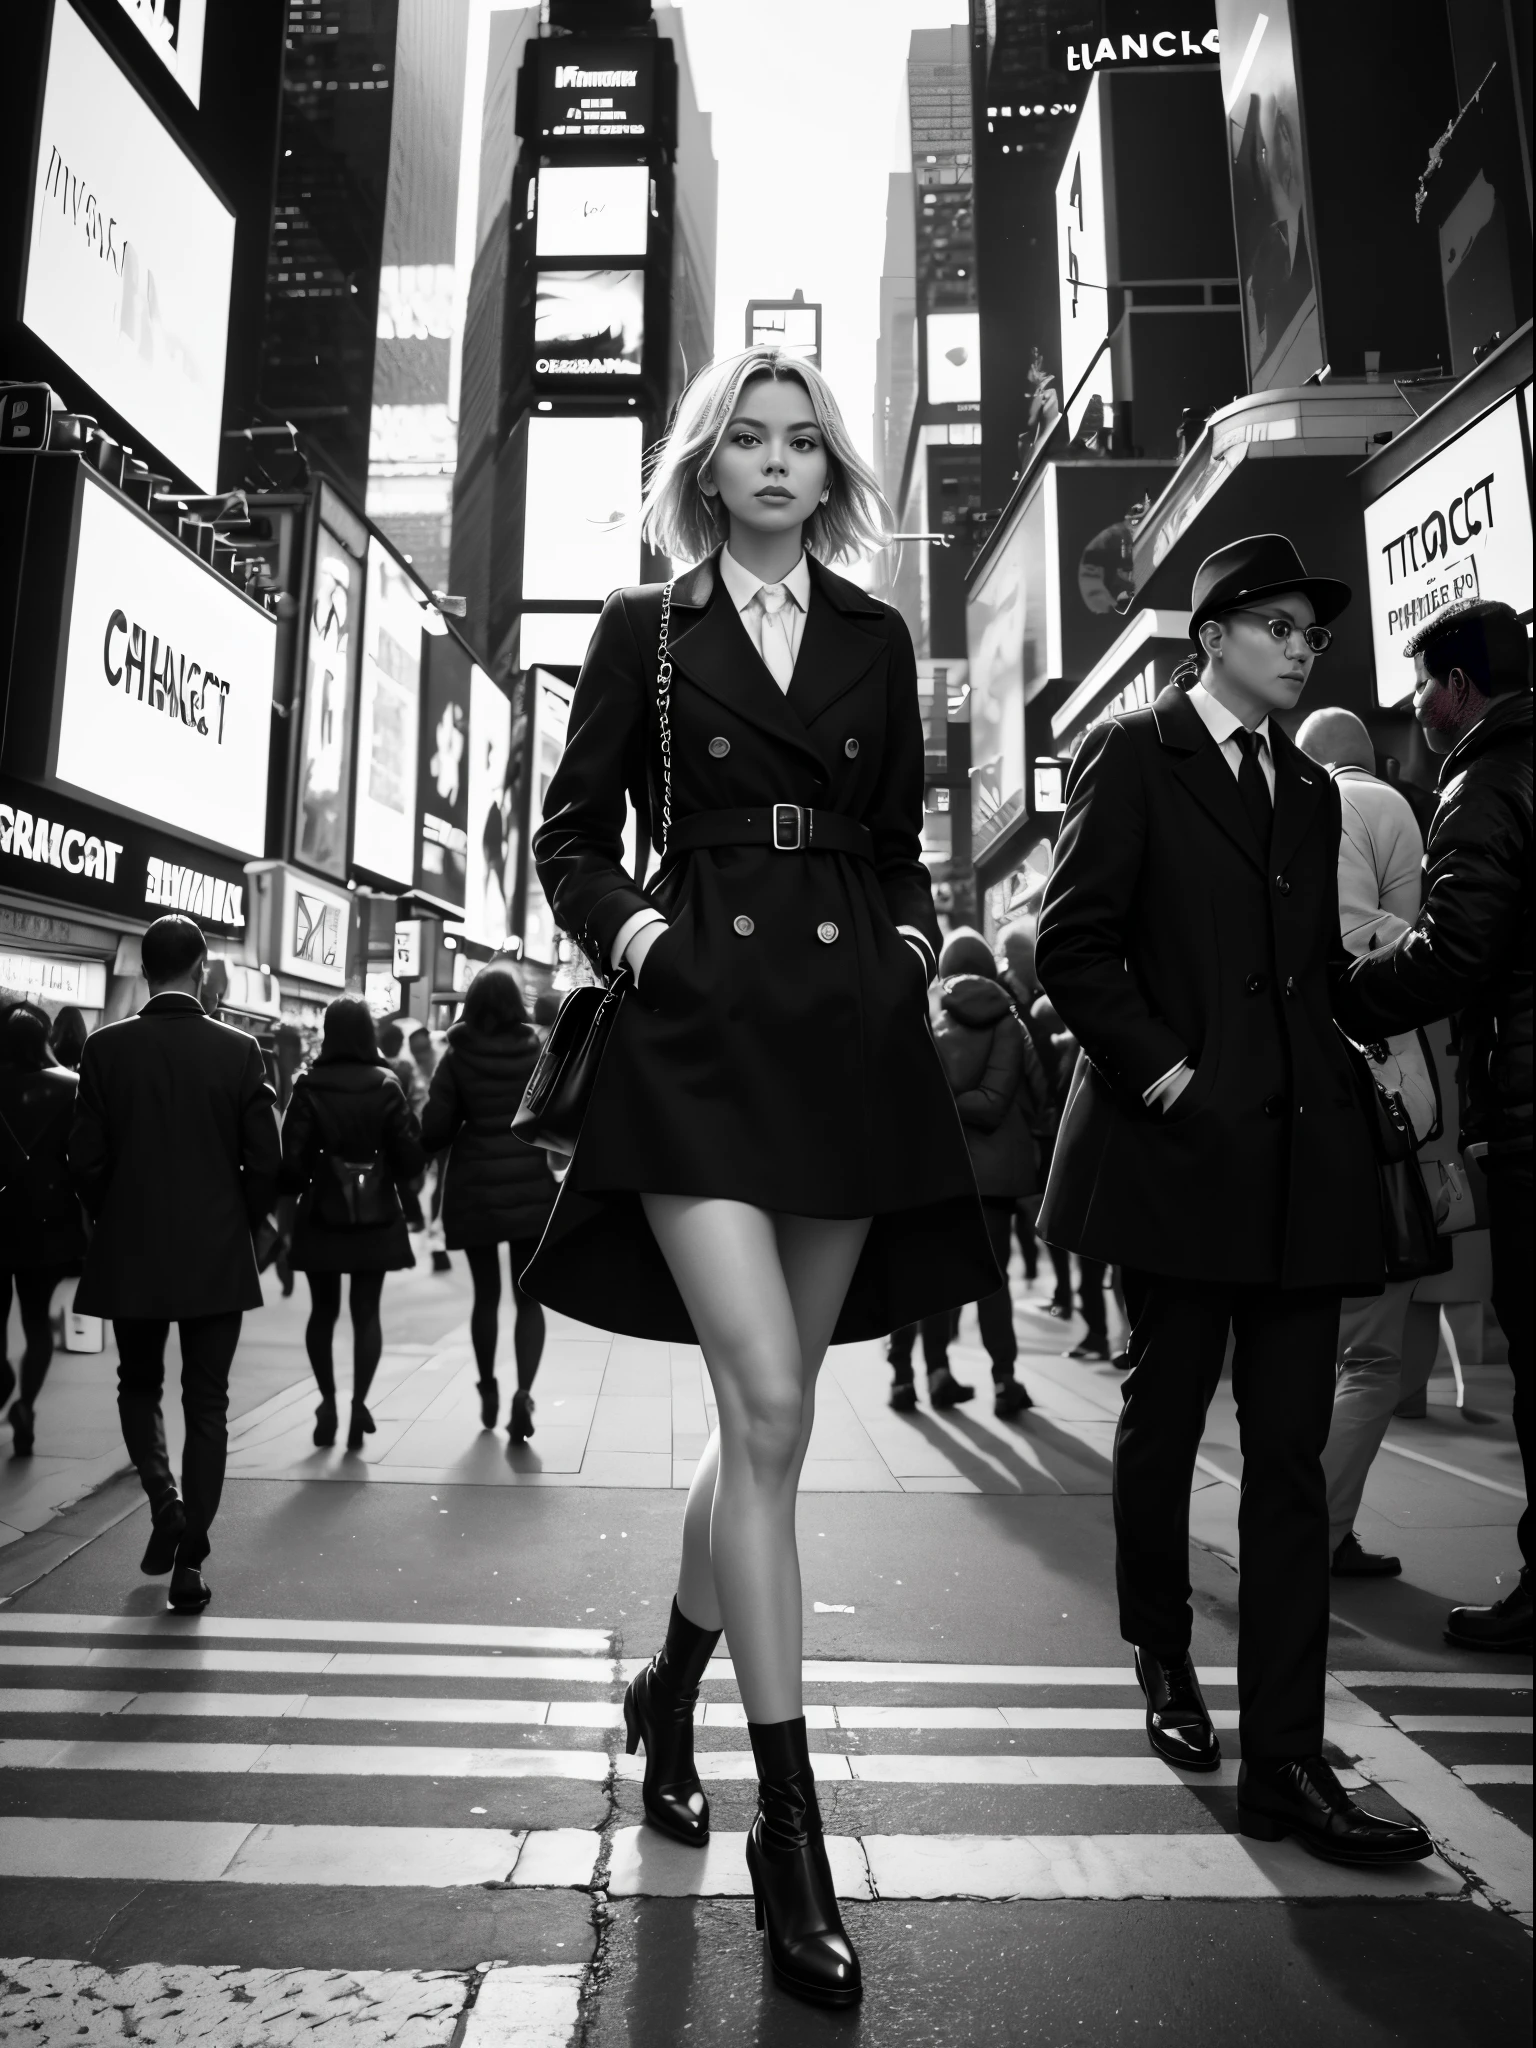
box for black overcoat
[1035,683,1383,1291]
[69,994,281,1317]
[523,548,996,1342]
[280,1061,426,1274]
[420,1023,558,1249]
[0,1061,86,1272]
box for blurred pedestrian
[280,999,426,1453]
[0,1002,87,1456]
[1296,704,1439,1578]
[532,989,561,1042]
[999,918,1060,1286]
[68,915,280,1613]
[48,1005,88,1072]
[421,964,558,1440]
[378,1019,428,1234]
[888,930,1041,1418]
[1344,598,1532,1652]
[1033,996,1112,1358]
[1038,534,1431,1862]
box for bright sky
[672,0,969,464]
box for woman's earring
[819,488,830,505]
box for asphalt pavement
[0,1253,1528,2045]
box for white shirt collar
[1187,677,1270,752]
[719,544,811,615]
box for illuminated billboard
[1057,79,1109,413]
[114,0,207,103]
[522,415,642,603]
[461,664,514,948]
[746,297,821,367]
[294,524,361,881]
[521,669,574,966]
[925,312,981,408]
[535,270,644,381]
[24,1,235,489]
[536,40,656,147]
[536,166,649,258]
[52,470,274,859]
[353,540,422,886]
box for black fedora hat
[1188,534,1351,643]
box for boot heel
[1238,1808,1287,1843]
[623,1690,640,1757]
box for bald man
[1296,709,1437,1577]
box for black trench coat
[523,548,996,1343]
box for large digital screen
[536,40,656,147]
[522,415,642,603]
[925,312,981,408]
[114,0,207,105]
[521,669,574,966]
[536,166,649,258]
[535,271,644,381]
[52,470,274,858]
[353,541,423,886]
[747,299,821,367]
[967,514,1031,859]
[461,664,514,949]
[294,524,361,881]
[1056,79,1109,412]
[24,1,235,489]
[415,626,470,908]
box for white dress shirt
[1143,680,1276,1109]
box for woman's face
[703,374,830,544]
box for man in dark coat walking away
[1344,598,1532,1653]
[1038,535,1431,1865]
[69,915,281,1612]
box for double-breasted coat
[523,548,997,1342]
[1035,682,1384,1292]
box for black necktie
[1234,728,1273,849]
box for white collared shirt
[717,543,811,688]
[1186,678,1277,798]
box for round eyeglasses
[1227,608,1333,654]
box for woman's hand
[623,919,671,989]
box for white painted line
[614,1752,856,1783]
[605,1826,873,1901]
[509,1828,602,1888]
[1390,1716,1532,1735]
[1455,1764,1532,1786]
[0,1689,138,1716]
[0,1816,256,1883]
[0,1646,614,1683]
[0,1816,535,1887]
[831,1707,1242,1732]
[1333,1672,1531,1691]
[674,1660,1242,1689]
[0,1738,610,1780]
[0,1612,610,1653]
[463,1962,585,2046]
[1374,1439,1528,1498]
[699,1703,837,1730]
[0,1688,622,1728]
[861,1832,1463,1902]
[843,1754,1365,1790]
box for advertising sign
[522,415,642,603]
[967,516,1034,860]
[278,872,350,989]
[1,770,248,934]
[925,312,981,409]
[294,522,362,882]
[24,1,235,489]
[114,0,207,104]
[415,630,470,908]
[521,669,574,966]
[353,540,422,886]
[534,271,644,381]
[1363,393,1533,707]
[461,664,514,949]
[536,40,656,148]
[1217,0,1322,391]
[51,470,273,859]
[1056,81,1109,411]
[392,920,422,979]
[746,298,822,367]
[535,166,649,258]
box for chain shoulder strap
[655,580,674,858]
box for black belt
[666,806,873,860]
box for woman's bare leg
[676,1429,723,1631]
[644,1195,869,1723]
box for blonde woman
[526,347,994,2008]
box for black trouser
[1115,1271,1340,1763]
[305,1271,386,1406]
[115,1313,243,1567]
[1486,1161,1532,1571]
[1,1267,65,1408]
[892,1201,1020,1381]
[1013,1197,1040,1280]
[1046,1244,1108,1336]
[464,1240,546,1389]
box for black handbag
[307,1089,399,1230]
[1341,1035,1453,1282]
[512,579,676,1157]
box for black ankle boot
[745,1715,861,2009]
[623,1598,721,1846]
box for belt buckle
[772,804,805,851]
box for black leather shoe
[509,1389,535,1442]
[168,1562,211,1613]
[928,1368,974,1409]
[1067,1337,1111,1360]
[1238,1756,1433,1863]
[993,1377,1033,1417]
[746,1717,861,2009]
[1446,1569,1532,1652]
[623,1599,721,1846]
[477,1377,500,1429]
[1111,1350,1131,1370]
[432,1249,453,1273]
[1332,1531,1401,1577]
[9,1400,35,1457]
[140,1497,186,1576]
[346,1401,376,1453]
[1133,1646,1220,1771]
[313,1398,338,1449]
[888,1377,917,1412]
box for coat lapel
[666,551,827,775]
[1154,684,1267,873]
[784,558,886,730]
[1269,723,1325,873]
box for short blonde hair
[642,347,892,567]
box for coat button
[1245,973,1267,995]
[844,737,860,758]
[733,915,754,937]
[1263,1093,1286,1118]
[1284,975,1296,997]
[708,736,730,758]
[817,921,839,944]
[1274,873,1291,895]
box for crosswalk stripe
[0,1646,614,1682]
[1390,1715,1532,1735]
[1454,1763,1532,1786]
[1333,1672,1532,1691]
[0,1612,609,1652]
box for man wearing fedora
[1037,534,1431,1864]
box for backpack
[305,1085,398,1231]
